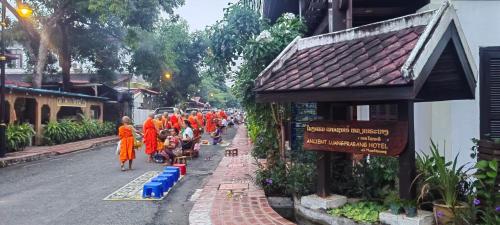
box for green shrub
[328,201,387,223]
[7,123,35,151]
[286,163,315,196]
[330,156,399,199]
[256,161,315,197]
[43,118,116,145]
[256,161,288,196]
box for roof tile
[255,26,426,92]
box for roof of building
[5,85,108,101]
[254,1,477,103]
[255,25,425,92]
[5,73,132,86]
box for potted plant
[384,191,402,214]
[402,199,418,217]
[418,141,469,225]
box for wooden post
[315,102,351,197]
[316,152,331,197]
[398,101,416,199]
[330,0,347,32]
[346,0,353,28]
[316,102,332,197]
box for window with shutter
[480,47,500,139]
[369,104,398,121]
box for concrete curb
[0,137,118,168]
[0,152,57,168]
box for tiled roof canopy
[254,2,477,103]
[255,26,425,92]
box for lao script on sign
[303,120,408,156]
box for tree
[129,18,208,106]
[205,2,262,78]
[7,0,185,89]
[208,1,305,162]
[198,70,238,109]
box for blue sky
[176,0,237,31]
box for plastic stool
[163,170,179,181]
[162,170,179,182]
[151,177,170,193]
[142,182,163,198]
[174,156,187,164]
[173,164,186,175]
[163,168,180,180]
[165,166,180,173]
[158,174,175,187]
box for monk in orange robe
[171,110,181,132]
[205,111,215,133]
[219,109,227,120]
[143,113,158,162]
[188,111,200,137]
[154,114,164,130]
[118,116,135,171]
[154,114,165,151]
[162,112,171,129]
[197,111,204,132]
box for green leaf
[476,160,488,169]
[489,160,498,171]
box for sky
[175,0,237,32]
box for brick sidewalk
[189,126,295,225]
[0,136,118,168]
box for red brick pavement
[190,126,295,225]
[0,136,118,168]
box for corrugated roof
[6,85,108,101]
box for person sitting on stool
[161,129,179,166]
[181,120,194,152]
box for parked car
[154,107,178,115]
[185,108,204,114]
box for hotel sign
[303,121,408,156]
[57,97,86,107]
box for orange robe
[154,119,163,130]
[143,118,157,155]
[162,116,171,129]
[197,112,204,127]
[220,110,227,119]
[189,115,198,130]
[205,112,215,133]
[118,125,135,161]
[170,114,180,131]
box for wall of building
[414,0,500,166]
[5,92,103,145]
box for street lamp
[17,3,32,18]
[0,1,32,157]
[164,71,172,80]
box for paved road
[0,128,237,225]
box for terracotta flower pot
[433,200,468,225]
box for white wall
[131,93,153,125]
[414,0,500,166]
[133,109,153,126]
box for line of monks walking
[117,108,229,171]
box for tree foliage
[7,0,184,88]
[129,18,208,105]
[208,1,305,162]
[206,2,262,76]
[198,70,238,109]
